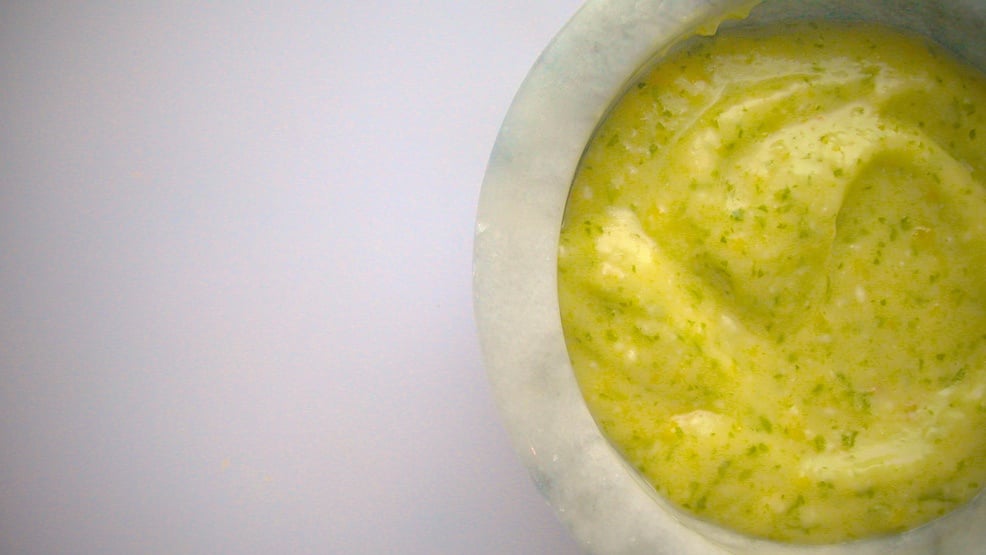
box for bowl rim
[474,1,986,553]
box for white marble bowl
[474,1,986,553]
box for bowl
[474,1,986,553]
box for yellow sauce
[558,21,986,543]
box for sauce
[558,22,986,543]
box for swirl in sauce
[559,22,986,543]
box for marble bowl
[474,1,986,553]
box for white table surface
[0,2,586,553]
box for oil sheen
[558,22,986,543]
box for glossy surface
[559,22,986,543]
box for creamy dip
[558,22,986,543]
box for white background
[0,1,586,553]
